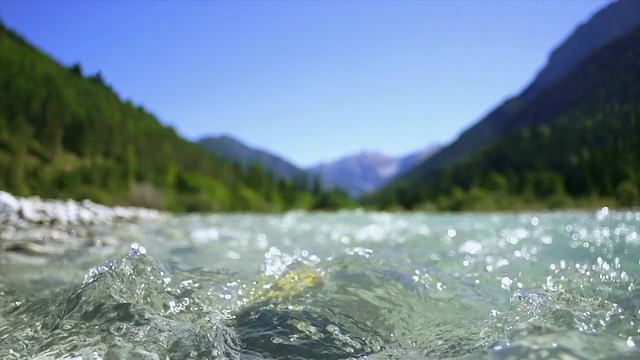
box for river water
[0,209,638,359]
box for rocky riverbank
[0,191,168,256]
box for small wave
[2,214,639,360]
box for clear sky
[0,0,611,167]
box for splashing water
[0,210,639,359]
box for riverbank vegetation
[2,17,638,213]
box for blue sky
[1,0,611,167]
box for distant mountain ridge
[196,134,440,198]
[197,135,307,181]
[309,146,439,198]
[386,0,640,190]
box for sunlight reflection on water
[0,209,638,359]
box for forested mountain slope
[0,22,330,212]
[387,1,640,192]
[366,23,640,210]
[197,135,308,183]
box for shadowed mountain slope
[198,135,307,183]
[366,22,640,210]
[389,0,640,189]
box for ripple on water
[0,210,639,359]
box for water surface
[1,209,638,359]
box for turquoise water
[0,209,639,359]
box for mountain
[198,134,440,199]
[523,0,640,99]
[366,21,640,210]
[384,0,640,189]
[198,135,307,182]
[309,145,439,198]
[0,22,345,212]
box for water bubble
[257,233,269,249]
[225,250,241,260]
[458,240,482,254]
[496,258,509,268]
[627,337,636,348]
[596,207,609,221]
[190,228,219,243]
[501,276,513,290]
[109,322,129,336]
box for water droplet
[458,240,482,254]
[627,337,636,347]
[501,276,513,290]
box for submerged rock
[232,304,381,359]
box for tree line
[365,24,640,211]
[0,22,353,212]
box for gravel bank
[0,191,168,256]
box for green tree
[616,180,639,207]
[69,63,83,77]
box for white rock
[48,201,68,225]
[0,191,21,215]
[65,200,80,224]
[19,198,45,223]
[4,191,166,227]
